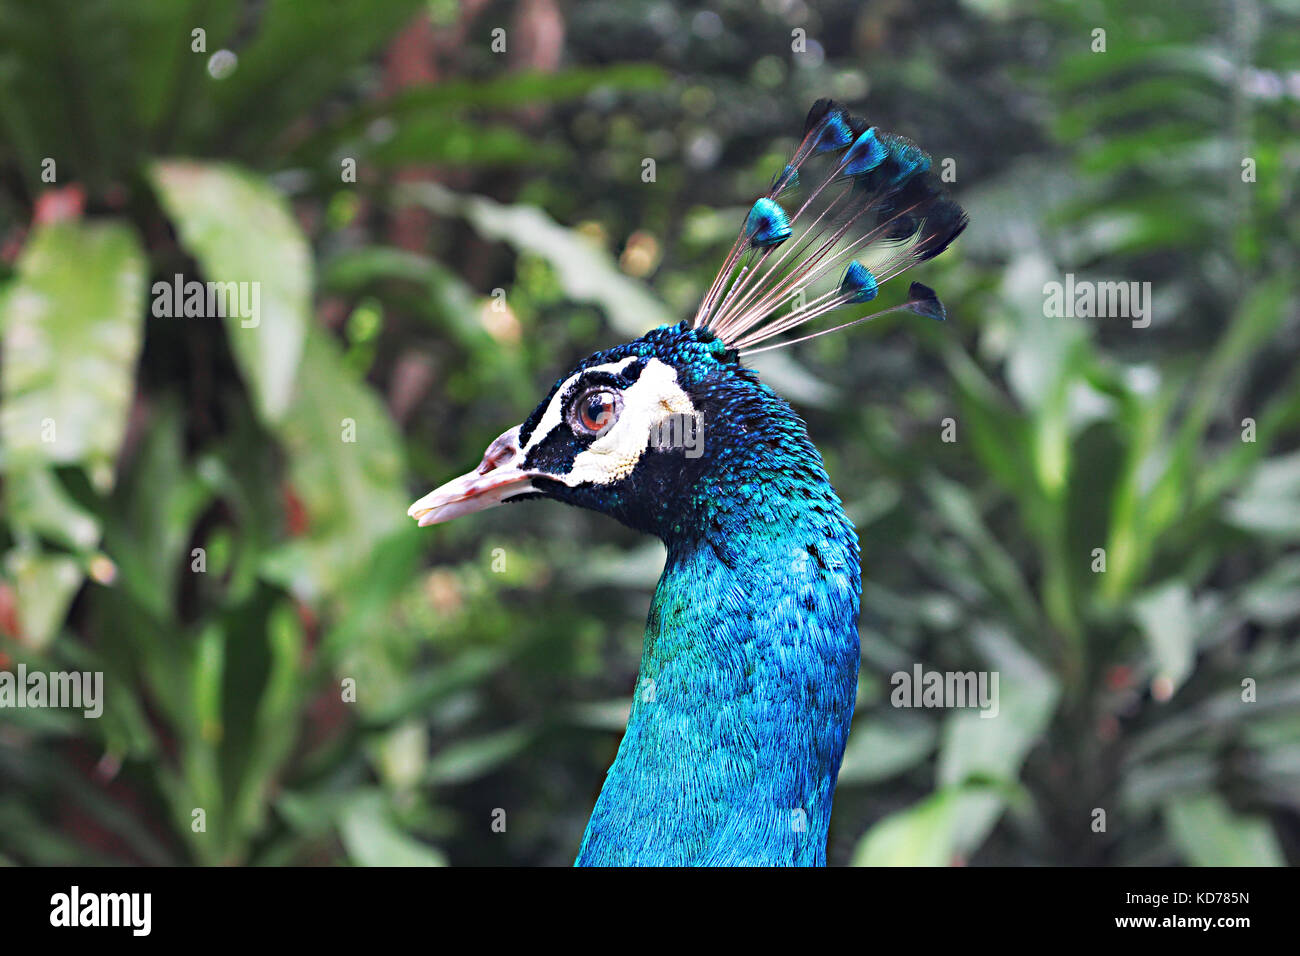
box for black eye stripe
[522,422,585,474]
[559,363,644,414]
[576,365,642,392]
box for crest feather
[692,100,967,353]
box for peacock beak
[407,425,540,527]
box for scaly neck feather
[575,383,860,866]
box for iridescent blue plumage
[811,108,853,153]
[770,164,799,194]
[861,132,932,193]
[744,197,792,248]
[842,127,887,175]
[551,326,861,866]
[840,260,879,302]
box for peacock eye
[571,388,621,436]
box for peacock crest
[694,98,967,354]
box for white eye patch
[566,358,696,486]
[523,356,698,486]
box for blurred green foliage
[0,0,1297,866]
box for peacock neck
[575,411,861,866]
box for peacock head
[408,99,966,540]
[407,323,761,539]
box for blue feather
[907,281,947,321]
[811,110,854,153]
[770,164,799,195]
[842,127,887,176]
[875,133,932,191]
[839,261,879,302]
[744,198,791,248]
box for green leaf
[837,715,937,786]
[263,326,409,599]
[1,221,146,490]
[1132,581,1197,696]
[934,626,1059,855]
[1164,793,1285,866]
[322,247,470,297]
[319,246,489,346]
[373,720,429,792]
[425,727,533,787]
[202,0,426,155]
[1179,276,1293,456]
[357,647,507,726]
[289,64,667,162]
[1237,554,1300,626]
[921,472,1044,638]
[149,160,310,424]
[229,601,306,840]
[191,623,226,763]
[120,0,241,133]
[360,63,666,116]
[1077,122,1212,176]
[3,547,83,651]
[398,181,672,337]
[1223,451,1300,541]
[1052,43,1227,92]
[0,797,113,865]
[0,0,137,189]
[851,788,963,867]
[338,791,446,867]
[4,468,101,554]
[368,119,566,168]
[1053,76,1223,141]
[101,402,214,621]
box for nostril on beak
[479,426,523,473]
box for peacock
[408,100,967,866]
